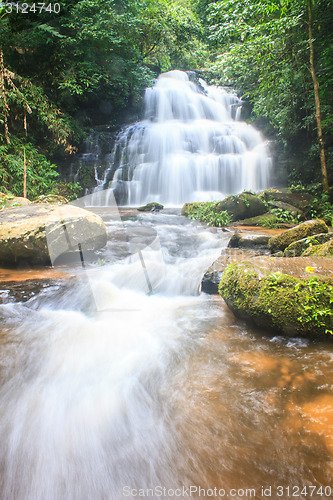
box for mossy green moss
[268,219,328,253]
[302,239,333,258]
[137,202,164,212]
[219,261,333,339]
[284,233,332,257]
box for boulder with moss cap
[215,192,267,222]
[219,260,333,338]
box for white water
[1,212,333,499]
[0,213,227,499]
[94,70,272,206]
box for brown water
[0,212,332,500]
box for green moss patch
[302,239,333,258]
[284,233,333,257]
[137,202,164,212]
[219,261,333,339]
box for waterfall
[95,70,272,206]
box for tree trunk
[23,147,27,198]
[307,0,329,192]
[0,48,10,144]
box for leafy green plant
[270,208,300,225]
[267,272,284,290]
[308,193,333,225]
[295,278,333,335]
[185,201,231,227]
[260,216,278,228]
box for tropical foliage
[0,0,205,198]
[205,0,333,188]
[0,0,332,197]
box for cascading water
[95,70,272,206]
[1,211,333,499]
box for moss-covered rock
[219,261,333,338]
[268,219,328,253]
[137,202,164,212]
[181,202,201,217]
[302,239,333,258]
[284,233,333,257]
[216,192,267,222]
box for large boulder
[219,260,333,339]
[284,233,333,257]
[181,202,200,217]
[268,219,328,253]
[216,192,267,222]
[0,204,107,265]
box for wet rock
[227,233,270,250]
[219,260,333,339]
[302,239,333,258]
[0,279,60,303]
[216,192,267,222]
[268,219,328,253]
[201,270,224,294]
[284,233,333,257]
[0,204,107,266]
[137,202,164,212]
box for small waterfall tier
[98,70,272,206]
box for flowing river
[0,210,332,500]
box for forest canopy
[0,0,332,197]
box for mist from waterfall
[95,70,272,206]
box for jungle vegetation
[0,0,332,198]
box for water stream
[93,71,272,206]
[0,211,332,500]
